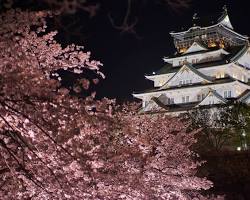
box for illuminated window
[224,90,232,98]
[179,48,187,53]
[219,41,225,49]
[182,96,189,103]
[224,91,227,98]
[180,80,192,85]
[208,40,217,47]
[216,72,225,79]
[241,75,246,82]
[201,34,207,39]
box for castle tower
[133,7,250,114]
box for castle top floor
[170,6,249,53]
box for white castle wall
[141,81,248,107]
[171,50,223,67]
[151,62,250,88]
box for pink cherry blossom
[0,9,222,200]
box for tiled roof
[237,89,250,102]
[182,63,213,81]
[230,45,248,62]
[197,89,228,106]
[134,77,235,95]
[151,45,246,76]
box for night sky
[10,0,250,102]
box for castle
[133,7,250,114]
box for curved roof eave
[145,61,232,78]
[221,24,249,39]
[196,89,228,107]
[133,79,237,97]
[170,24,218,36]
[230,45,249,62]
[170,24,248,40]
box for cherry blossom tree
[0,9,221,199]
[0,9,105,199]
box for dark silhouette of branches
[108,0,138,36]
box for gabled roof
[151,96,169,110]
[140,102,198,114]
[140,98,164,113]
[139,96,168,113]
[197,89,228,106]
[218,12,233,29]
[230,45,249,62]
[160,63,213,89]
[184,41,208,54]
[217,6,233,29]
[133,77,236,97]
[170,23,248,40]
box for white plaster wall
[167,68,206,87]
[161,89,209,104]
[141,82,248,107]
[228,64,248,82]
[172,51,222,67]
[151,63,250,89]
[199,65,227,77]
[153,74,174,87]
[199,64,249,82]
